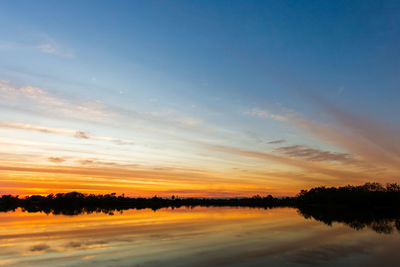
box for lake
[0,207,399,266]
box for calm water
[0,207,399,267]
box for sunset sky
[0,0,399,197]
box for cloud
[0,80,213,140]
[0,122,135,146]
[244,131,264,144]
[90,134,135,145]
[0,80,107,120]
[0,34,74,58]
[268,139,286,144]
[36,43,59,55]
[77,159,119,166]
[75,131,90,139]
[244,100,400,176]
[30,244,50,252]
[275,145,355,163]
[136,108,204,127]
[79,160,96,165]
[245,108,287,121]
[0,122,70,135]
[197,142,377,183]
[0,80,214,147]
[48,157,66,163]
[65,241,82,248]
[282,105,400,173]
[318,98,400,160]
[34,36,75,58]
[0,164,266,198]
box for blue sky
[0,0,399,196]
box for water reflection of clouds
[287,242,371,265]
[1,207,400,266]
[191,226,354,266]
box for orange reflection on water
[0,207,399,267]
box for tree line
[1,182,399,222]
[0,191,295,215]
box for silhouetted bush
[296,182,400,207]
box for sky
[0,0,399,197]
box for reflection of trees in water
[297,206,400,234]
[295,182,400,234]
[17,205,400,234]
[2,182,400,232]
[0,192,294,216]
[22,206,155,216]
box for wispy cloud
[34,34,74,58]
[315,97,400,160]
[0,80,107,120]
[242,98,400,175]
[30,244,50,252]
[0,34,75,58]
[136,108,204,127]
[48,157,66,163]
[0,80,210,136]
[282,106,400,172]
[0,122,70,135]
[275,145,355,164]
[197,142,379,183]
[0,122,135,145]
[268,139,286,144]
[35,41,74,58]
[244,108,287,121]
[75,131,90,139]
